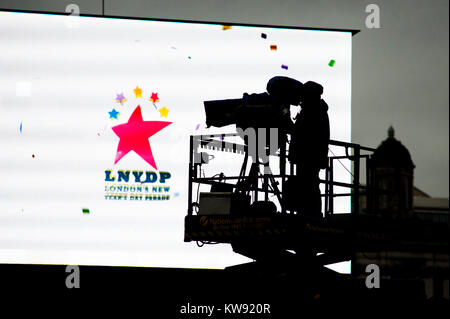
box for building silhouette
[353,127,449,302]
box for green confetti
[328,59,335,67]
[82,208,90,214]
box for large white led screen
[0,11,352,268]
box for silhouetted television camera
[204,92,292,130]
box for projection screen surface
[0,11,352,269]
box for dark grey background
[1,0,448,197]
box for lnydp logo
[104,86,173,202]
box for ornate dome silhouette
[371,126,415,169]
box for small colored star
[134,86,143,98]
[150,92,159,104]
[116,93,126,104]
[159,106,169,117]
[109,109,120,119]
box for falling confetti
[328,59,335,67]
[270,45,277,51]
[19,122,22,134]
[32,154,35,158]
[82,208,90,214]
[261,33,267,39]
[222,25,232,31]
[281,64,288,70]
[174,192,180,198]
[195,124,200,130]
[188,56,191,59]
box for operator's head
[266,76,303,105]
[299,81,323,104]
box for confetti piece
[82,208,90,214]
[281,64,288,70]
[270,45,277,51]
[188,56,191,59]
[174,192,180,197]
[153,103,158,110]
[222,25,232,30]
[195,124,200,130]
[261,33,267,39]
[159,106,169,118]
[328,59,335,67]
[32,154,35,158]
[20,122,22,133]
[220,136,225,140]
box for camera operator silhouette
[204,76,329,217]
[289,81,329,217]
[267,77,330,218]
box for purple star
[116,93,126,104]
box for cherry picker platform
[184,133,448,268]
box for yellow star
[159,106,169,118]
[133,86,143,98]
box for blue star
[109,109,119,119]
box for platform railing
[187,134,375,217]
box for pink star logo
[112,105,171,169]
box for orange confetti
[270,45,277,51]
[222,25,232,31]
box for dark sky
[1,0,448,197]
